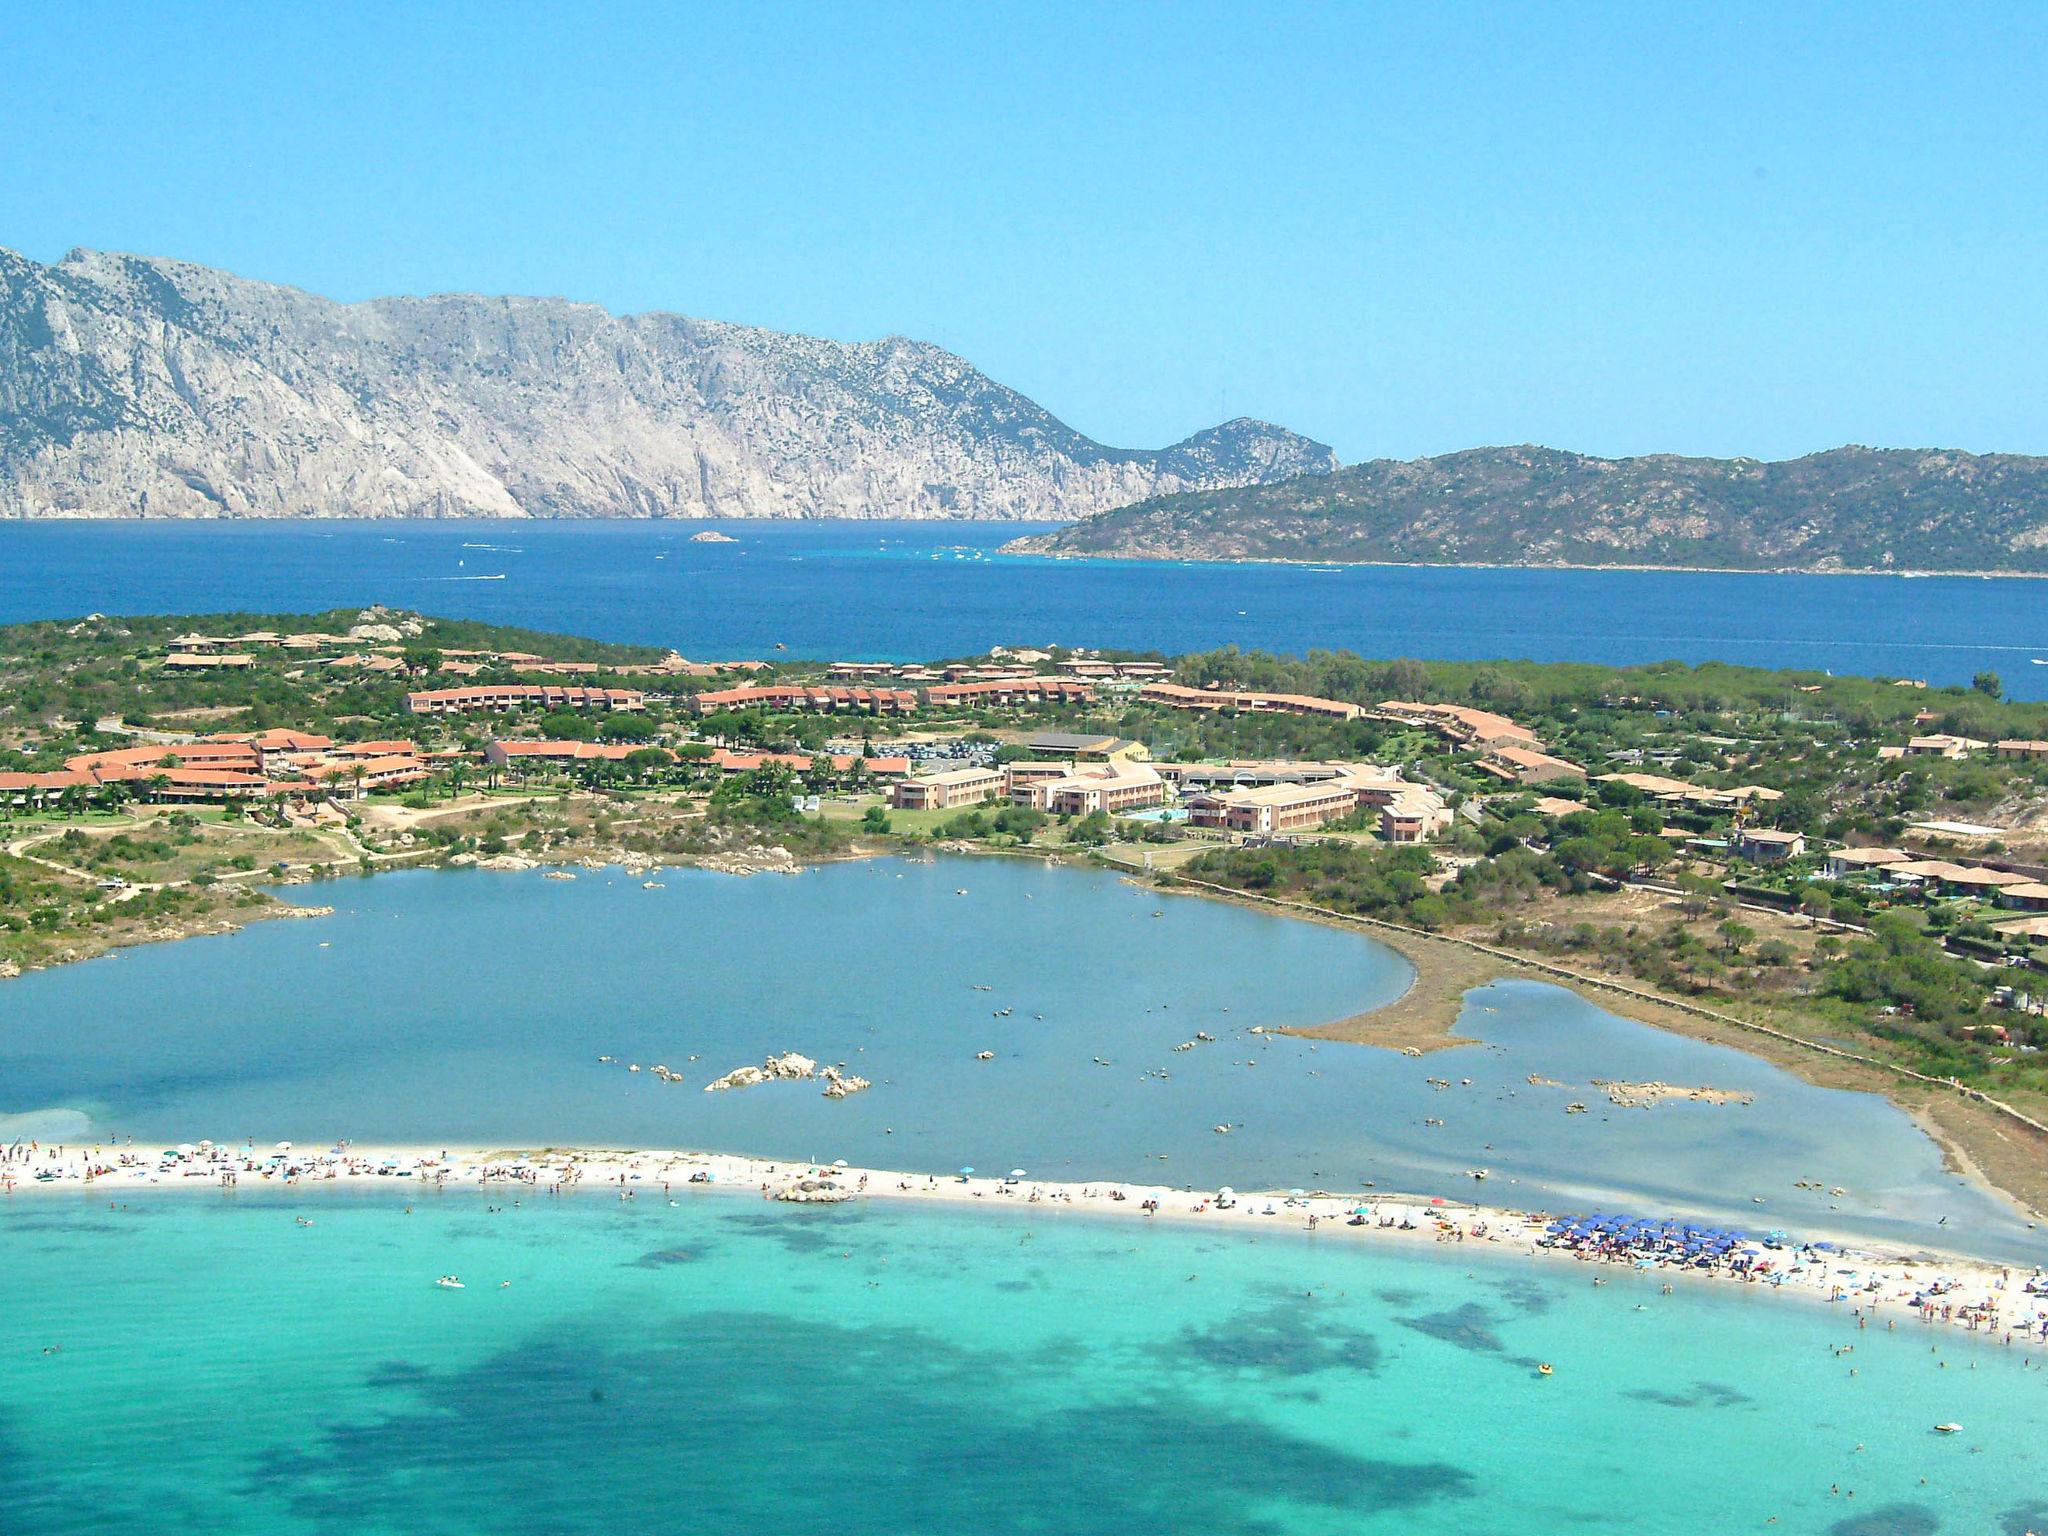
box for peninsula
[1002,443,2048,573]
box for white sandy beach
[5,1138,2045,1350]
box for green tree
[1716,919,1755,955]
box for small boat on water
[436,1276,465,1290]
[1934,1422,1963,1434]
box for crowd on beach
[6,1134,2046,1347]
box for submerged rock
[775,1177,853,1203]
[819,1065,870,1098]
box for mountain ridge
[1000,443,2048,572]
[0,245,1335,520]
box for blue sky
[3,3,2044,462]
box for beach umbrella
[1009,1169,1028,1179]
[1218,1186,1236,1196]
[1288,1188,1306,1197]
[959,1166,975,1176]
[275,1141,292,1152]
[833,1159,849,1168]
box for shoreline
[7,1140,2042,1347]
[997,542,2048,580]
[12,841,2048,1234]
[1150,869,2048,1226]
[11,517,2048,579]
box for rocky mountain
[1003,444,2048,572]
[0,246,1335,520]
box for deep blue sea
[4,518,2048,693]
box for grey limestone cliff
[0,246,1334,521]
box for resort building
[163,652,255,670]
[1995,882,2048,912]
[1187,780,1360,836]
[892,766,1006,811]
[67,741,264,779]
[305,754,434,796]
[1002,761,1077,801]
[689,684,920,715]
[1055,659,1171,680]
[403,685,645,716]
[1025,731,1149,763]
[1376,701,1541,749]
[1733,828,1807,863]
[1994,739,2048,760]
[1480,745,1586,786]
[1155,759,1372,791]
[0,769,102,811]
[59,732,448,803]
[1887,859,1973,889]
[1380,787,1454,843]
[1902,734,1987,759]
[149,767,277,802]
[708,750,910,778]
[1012,763,1166,816]
[328,739,423,761]
[248,729,338,777]
[922,678,1097,708]
[1938,866,2034,899]
[1822,846,1912,880]
[484,740,665,770]
[1139,682,1363,721]
[1591,773,1784,811]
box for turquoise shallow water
[3,856,2040,1261]
[0,1187,2044,1535]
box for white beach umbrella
[275,1141,293,1152]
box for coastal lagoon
[5,518,2048,695]
[2,1188,2045,1535]
[3,856,2039,1261]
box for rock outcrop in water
[704,1052,819,1093]
[0,245,1334,521]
